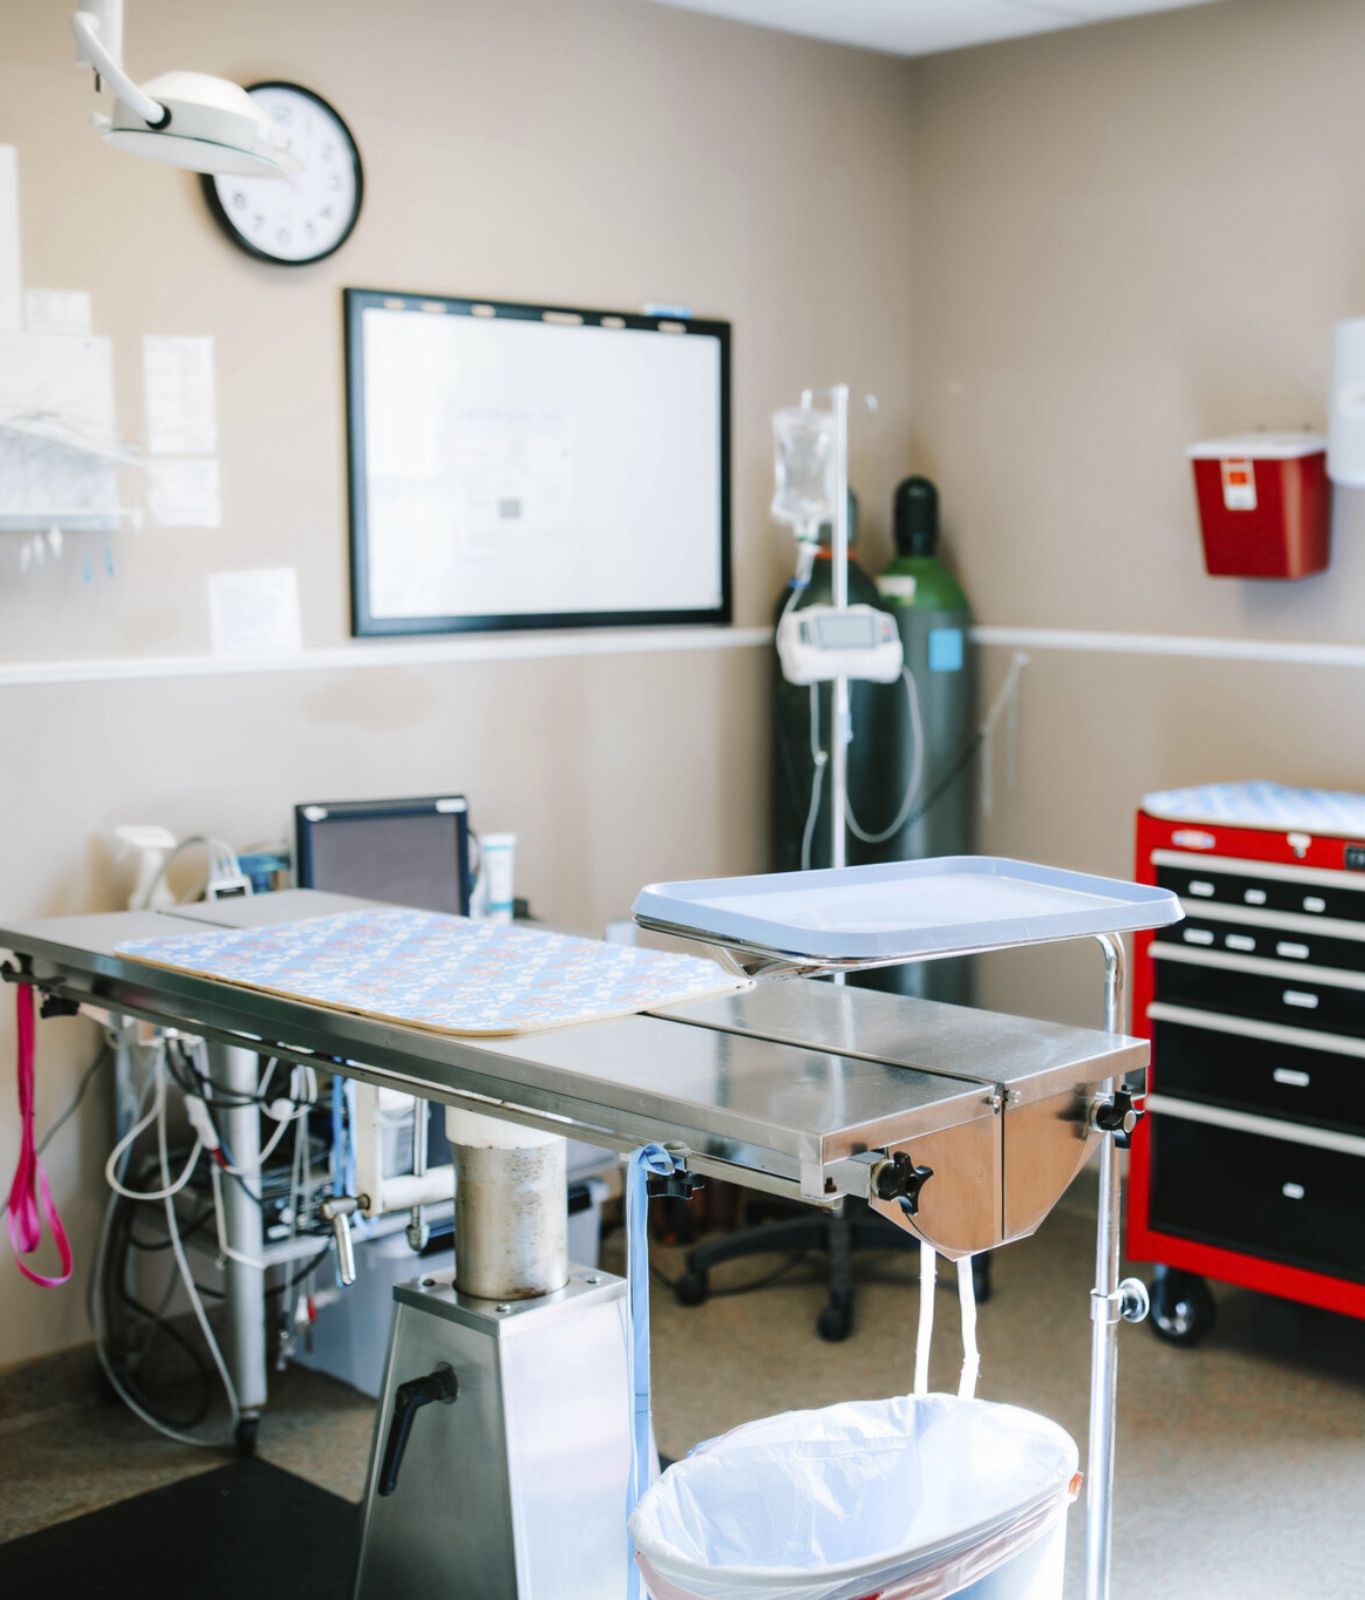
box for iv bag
[772,403,837,538]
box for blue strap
[625,1142,680,1599]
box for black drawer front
[1154,1020,1365,1134]
[1155,917,1365,974]
[1155,957,1365,1038]
[1149,1115,1365,1282]
[1157,865,1365,924]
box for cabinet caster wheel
[235,1416,260,1458]
[675,1269,709,1307]
[817,1303,853,1343]
[1149,1268,1215,1347]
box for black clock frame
[200,81,364,266]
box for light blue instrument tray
[634,856,1183,968]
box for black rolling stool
[674,1198,992,1342]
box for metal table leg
[208,1041,268,1453]
[1086,933,1143,1600]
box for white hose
[104,1059,202,1201]
[914,1240,936,1397]
[957,1255,980,1400]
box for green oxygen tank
[772,491,893,873]
[848,475,975,1004]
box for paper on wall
[0,147,20,334]
[25,289,92,338]
[147,457,221,528]
[208,567,302,657]
[143,335,218,455]
[0,332,122,530]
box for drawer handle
[1304,896,1326,914]
[1183,929,1215,946]
[1281,1182,1306,1201]
[1272,1068,1311,1088]
[1276,941,1309,960]
[1244,888,1267,905]
[1282,990,1319,1009]
[1225,934,1256,953]
[1188,881,1215,897]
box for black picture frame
[201,82,365,267]
[343,288,733,638]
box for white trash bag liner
[630,1393,1080,1600]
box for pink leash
[6,983,73,1287]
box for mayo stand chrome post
[1086,932,1132,1600]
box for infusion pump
[777,603,905,686]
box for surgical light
[71,0,299,178]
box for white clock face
[207,84,362,265]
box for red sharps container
[1187,431,1330,579]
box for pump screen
[810,613,879,649]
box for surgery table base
[355,1267,631,1600]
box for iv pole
[827,387,851,988]
[828,384,851,876]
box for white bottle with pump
[1328,318,1365,487]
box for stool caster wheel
[675,1269,709,1307]
[235,1416,260,1458]
[817,1303,852,1343]
[971,1254,992,1305]
[1149,1267,1215,1347]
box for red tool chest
[1128,783,1365,1343]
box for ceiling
[645,0,1223,58]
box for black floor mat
[0,1458,360,1597]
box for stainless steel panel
[164,889,374,927]
[0,904,992,1195]
[867,1117,1002,1258]
[355,1271,631,1600]
[656,978,1146,1104]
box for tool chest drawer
[1154,955,1365,1038]
[1155,863,1365,924]
[1155,917,1365,974]
[1153,1019,1365,1135]
[1148,1114,1365,1284]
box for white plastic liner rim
[629,1394,1079,1600]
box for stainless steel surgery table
[1,890,1151,1600]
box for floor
[3,1187,1363,1597]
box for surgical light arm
[70,0,298,177]
[73,2,168,129]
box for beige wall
[0,0,916,1365]
[908,0,1365,1024]
[8,0,1362,1369]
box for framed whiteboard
[344,289,731,636]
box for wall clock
[201,82,363,265]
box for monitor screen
[295,799,470,915]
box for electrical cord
[844,665,925,844]
[138,834,242,910]
[650,1252,810,1298]
[800,684,829,873]
[90,1069,227,1447]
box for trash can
[630,1394,1079,1600]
